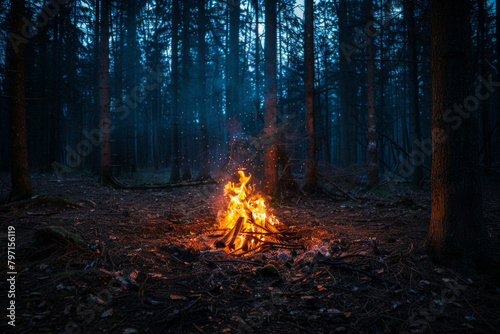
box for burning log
[214,217,244,250]
[215,171,300,255]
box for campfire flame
[216,171,282,255]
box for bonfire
[215,170,297,255]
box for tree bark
[8,0,32,201]
[170,0,181,182]
[197,0,211,179]
[405,0,423,185]
[426,0,489,267]
[152,3,162,171]
[264,0,278,196]
[50,12,62,169]
[479,0,490,174]
[338,0,355,167]
[126,0,138,173]
[253,0,262,129]
[91,0,100,174]
[322,36,331,165]
[226,0,240,122]
[497,0,500,166]
[99,0,113,185]
[181,0,193,181]
[365,0,378,189]
[303,0,318,191]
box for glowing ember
[216,170,282,255]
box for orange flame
[217,171,280,254]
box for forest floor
[0,172,499,334]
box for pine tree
[426,0,492,268]
[8,0,32,200]
[264,0,278,196]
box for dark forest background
[1,0,499,185]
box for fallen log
[107,173,217,190]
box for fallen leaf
[170,294,187,300]
[148,273,162,278]
[90,295,106,305]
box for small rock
[115,276,129,287]
[256,264,279,277]
[278,253,289,260]
[146,298,166,306]
[123,329,138,334]
[101,308,113,318]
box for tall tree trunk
[170,0,181,182]
[366,0,378,189]
[40,30,49,172]
[338,0,354,167]
[479,0,490,174]
[323,35,331,165]
[264,0,278,196]
[91,0,101,174]
[378,14,386,175]
[226,0,240,122]
[114,2,125,176]
[181,0,192,181]
[99,0,112,184]
[253,0,261,129]
[152,3,161,171]
[197,0,211,179]
[303,0,318,191]
[497,0,500,165]
[426,0,489,267]
[405,0,423,185]
[8,0,32,200]
[50,10,61,169]
[126,0,138,173]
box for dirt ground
[0,173,499,334]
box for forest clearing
[2,0,500,332]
